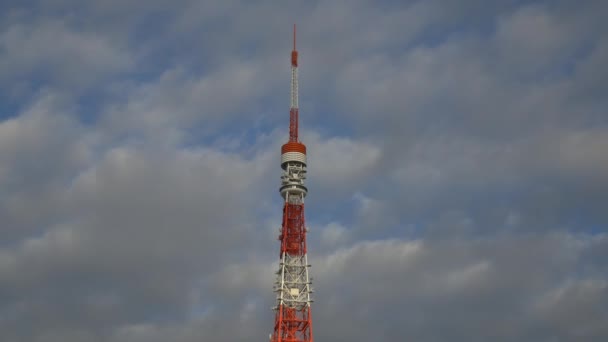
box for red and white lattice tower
[270,25,314,342]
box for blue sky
[1,1,607,341]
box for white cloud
[494,4,579,72]
[0,19,133,88]
[304,133,381,194]
[319,222,349,247]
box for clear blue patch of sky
[0,95,23,121]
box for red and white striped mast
[270,24,314,342]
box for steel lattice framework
[270,25,314,342]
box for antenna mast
[289,24,299,142]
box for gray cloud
[308,233,608,342]
[0,93,91,243]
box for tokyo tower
[270,25,314,342]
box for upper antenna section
[288,24,300,142]
[291,24,298,67]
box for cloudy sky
[1,0,607,341]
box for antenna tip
[291,24,298,66]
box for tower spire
[289,24,299,142]
[271,25,314,342]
